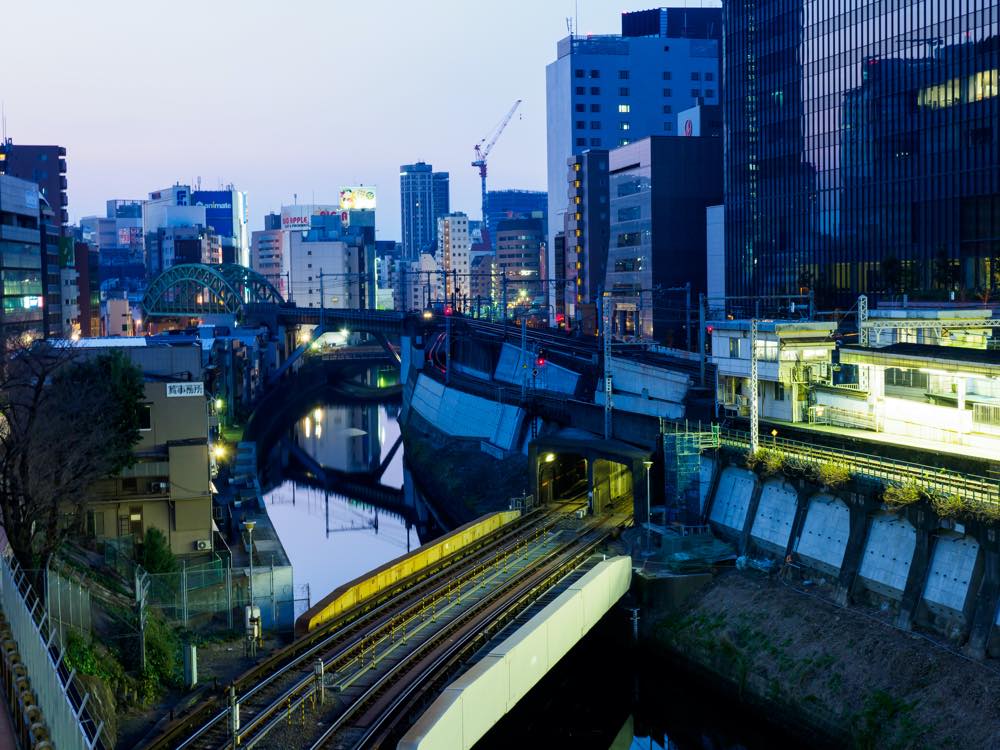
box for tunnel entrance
[537,452,588,506]
[592,458,632,514]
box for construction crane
[472,99,522,235]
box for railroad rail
[137,504,587,750]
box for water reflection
[260,389,441,604]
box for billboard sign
[339,186,376,211]
[280,204,339,231]
[166,382,205,398]
[193,190,235,239]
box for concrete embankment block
[708,467,756,537]
[794,494,850,576]
[750,479,798,556]
[858,514,917,601]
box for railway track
[138,505,574,750]
[344,523,612,750]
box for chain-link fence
[139,558,304,634]
[45,567,92,646]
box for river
[260,386,795,749]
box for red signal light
[444,305,453,316]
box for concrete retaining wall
[699,456,716,516]
[794,494,851,576]
[922,532,980,623]
[858,514,917,601]
[708,467,756,535]
[750,479,798,556]
[398,556,632,750]
[410,374,524,451]
[494,343,580,395]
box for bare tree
[0,338,143,584]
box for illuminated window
[618,104,631,113]
[969,70,998,102]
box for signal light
[706,325,714,334]
[535,355,546,367]
[444,305,453,316]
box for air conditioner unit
[195,539,211,551]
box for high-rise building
[437,213,471,308]
[724,2,1000,306]
[563,149,610,330]
[193,188,249,266]
[485,189,547,248]
[287,214,366,310]
[0,174,46,341]
[250,228,288,299]
[605,136,722,344]
[81,199,145,294]
[496,217,545,311]
[1,141,70,335]
[146,226,222,275]
[400,162,449,261]
[545,7,722,318]
[0,140,69,234]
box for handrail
[716,427,998,507]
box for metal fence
[140,558,304,633]
[46,566,92,646]
[0,549,105,750]
[718,426,999,508]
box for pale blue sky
[2,0,680,240]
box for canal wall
[699,453,999,658]
[398,556,632,750]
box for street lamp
[642,460,654,552]
[244,520,256,607]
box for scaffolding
[663,421,719,522]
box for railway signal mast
[472,99,522,235]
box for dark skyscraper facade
[400,162,450,261]
[724,2,1000,306]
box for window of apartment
[691,72,701,81]
[122,477,138,493]
[618,104,630,113]
[617,206,641,221]
[590,138,601,146]
[618,70,629,80]
[589,69,600,78]
[706,89,715,98]
[663,88,672,97]
[139,403,152,431]
[575,69,585,78]
[590,86,600,95]
[663,104,672,114]
[575,103,585,113]
[618,138,630,146]
[620,122,630,131]
[619,87,629,96]
[774,383,785,401]
[664,122,673,131]
[705,72,714,81]
[662,71,672,80]
[590,121,601,129]
[691,89,701,97]
[729,337,742,358]
[590,103,600,112]
[575,86,585,95]
[576,120,585,129]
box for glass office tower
[724,2,1000,306]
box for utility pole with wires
[750,317,760,454]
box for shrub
[883,481,923,509]
[141,528,177,574]
[746,448,785,476]
[816,461,851,488]
[930,493,964,518]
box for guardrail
[0,549,105,750]
[717,427,999,508]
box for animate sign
[166,382,205,398]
